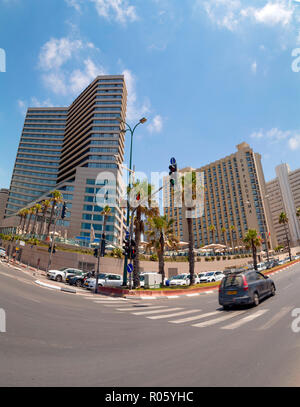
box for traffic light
[122,237,130,257]
[169,161,177,186]
[136,192,141,201]
[130,239,136,260]
[61,202,67,219]
[93,248,99,258]
[100,235,106,257]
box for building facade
[0,188,9,223]
[1,75,127,246]
[266,163,300,247]
[164,142,277,250]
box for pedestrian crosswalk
[82,294,294,332]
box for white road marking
[132,307,183,316]
[170,310,220,324]
[221,309,269,330]
[186,293,199,297]
[257,306,293,331]
[93,300,129,304]
[115,305,168,311]
[166,296,179,299]
[147,309,200,320]
[192,310,247,328]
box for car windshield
[140,276,145,281]
[173,274,186,279]
[206,272,214,276]
[59,268,69,271]
[98,274,107,279]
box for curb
[35,280,76,294]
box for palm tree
[230,225,235,254]
[146,215,179,285]
[221,227,227,246]
[21,209,29,234]
[46,190,63,239]
[279,211,292,261]
[39,200,51,238]
[31,204,42,237]
[179,171,202,286]
[243,229,262,271]
[130,180,159,288]
[25,207,35,235]
[17,209,27,235]
[100,205,111,242]
[208,225,215,244]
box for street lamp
[117,117,147,286]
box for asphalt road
[0,260,300,387]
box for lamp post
[117,117,147,286]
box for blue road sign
[127,264,133,273]
[170,157,176,165]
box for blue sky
[1,0,300,190]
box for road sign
[127,264,133,273]
[170,157,176,165]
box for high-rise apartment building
[164,142,277,250]
[266,163,300,247]
[5,108,67,217]
[0,188,9,223]
[1,75,127,246]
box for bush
[205,257,210,262]
[150,254,158,261]
[216,256,221,261]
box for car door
[255,272,268,298]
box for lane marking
[132,307,183,316]
[166,296,179,299]
[170,310,220,324]
[221,309,269,330]
[192,310,247,328]
[257,306,294,331]
[186,293,200,297]
[148,309,200,320]
[115,305,167,311]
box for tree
[230,225,235,253]
[25,207,35,234]
[278,211,292,261]
[221,227,227,246]
[17,209,27,235]
[208,225,216,244]
[101,205,111,241]
[297,207,300,219]
[39,200,51,238]
[243,229,262,271]
[46,190,63,239]
[31,204,42,237]
[146,215,179,285]
[21,209,29,234]
[179,171,203,286]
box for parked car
[84,274,107,290]
[200,271,225,283]
[84,273,123,289]
[169,273,189,286]
[67,272,93,287]
[219,270,276,309]
[0,247,6,258]
[256,263,267,272]
[47,268,83,282]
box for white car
[139,272,159,288]
[169,274,189,286]
[47,267,82,282]
[0,248,6,258]
[200,271,224,283]
[256,262,267,272]
[84,273,123,289]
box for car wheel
[253,292,259,307]
[223,305,231,310]
[211,279,215,282]
[270,284,276,296]
[56,275,62,283]
[75,280,82,287]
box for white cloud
[251,61,257,74]
[90,0,138,23]
[289,134,300,150]
[243,1,293,27]
[65,0,83,12]
[148,115,163,133]
[199,0,295,31]
[122,69,150,122]
[251,127,300,150]
[38,36,105,97]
